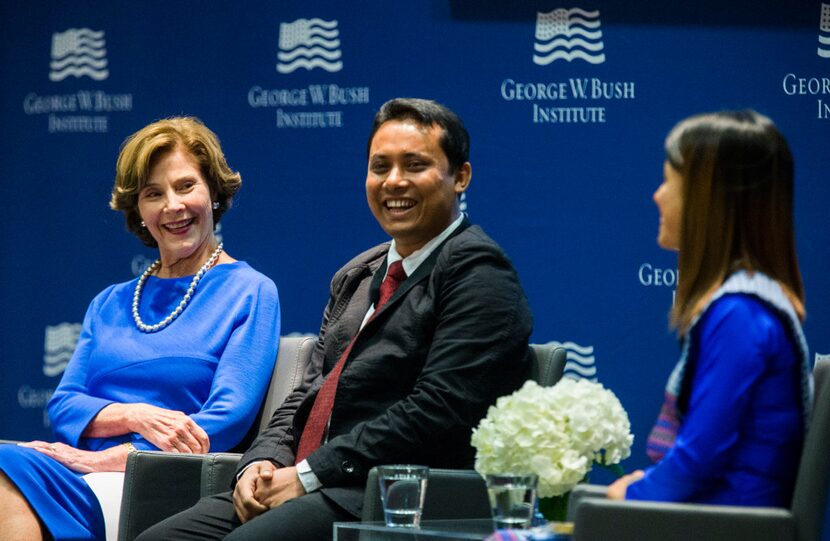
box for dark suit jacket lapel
[365,217,471,327]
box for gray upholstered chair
[567,358,830,541]
[360,343,567,522]
[529,342,567,387]
[118,335,316,541]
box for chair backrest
[529,343,567,387]
[791,358,830,541]
[229,335,316,452]
[258,335,316,432]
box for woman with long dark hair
[609,110,811,506]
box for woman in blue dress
[608,110,811,506]
[0,117,280,540]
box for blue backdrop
[1,0,828,526]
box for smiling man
[365,107,470,257]
[138,98,534,541]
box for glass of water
[485,473,538,530]
[377,465,429,528]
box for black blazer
[239,220,534,516]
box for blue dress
[629,274,808,506]
[0,261,280,540]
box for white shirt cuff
[296,459,323,492]
[236,460,267,481]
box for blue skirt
[0,444,105,540]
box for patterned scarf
[645,270,812,463]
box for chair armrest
[421,469,491,520]
[567,483,608,521]
[200,452,243,497]
[0,439,23,445]
[118,451,205,541]
[571,497,794,541]
[362,468,385,521]
[362,468,491,521]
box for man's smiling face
[365,119,469,257]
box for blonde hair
[665,110,804,333]
[110,117,241,246]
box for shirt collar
[387,213,465,277]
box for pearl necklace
[132,243,224,333]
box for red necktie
[295,261,407,463]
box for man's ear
[454,162,472,194]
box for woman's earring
[212,201,220,210]
[140,221,146,228]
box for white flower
[471,379,633,498]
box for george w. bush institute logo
[43,323,82,377]
[819,3,830,59]
[533,8,605,65]
[277,18,342,74]
[49,28,109,81]
[546,340,597,381]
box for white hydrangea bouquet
[471,378,633,500]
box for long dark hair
[665,110,804,332]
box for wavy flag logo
[277,18,342,74]
[43,323,82,377]
[533,8,605,65]
[49,28,109,81]
[547,340,597,381]
[819,4,830,58]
